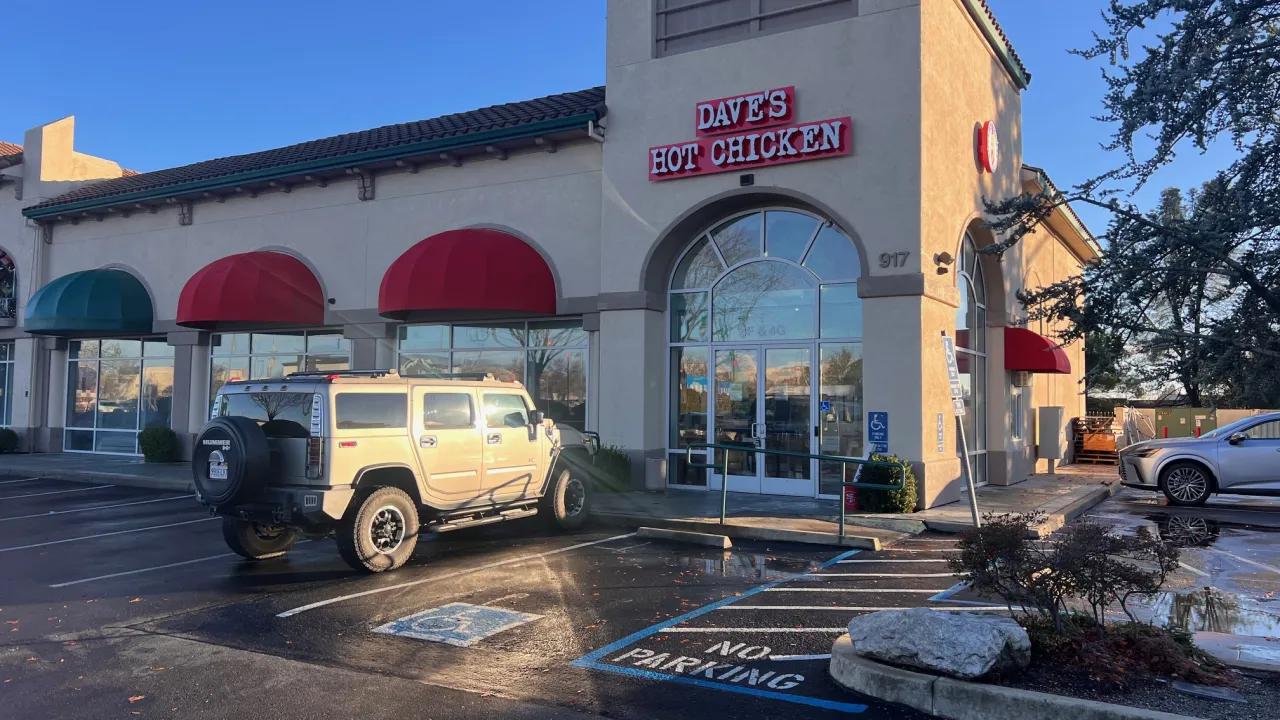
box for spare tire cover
[192,416,271,505]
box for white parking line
[763,588,944,593]
[663,627,847,633]
[0,495,190,522]
[50,539,313,587]
[50,552,234,587]
[718,606,1008,612]
[0,517,216,553]
[1178,561,1209,577]
[277,532,638,617]
[1210,549,1280,575]
[769,653,831,661]
[836,559,949,564]
[0,477,41,485]
[0,485,112,500]
[807,572,961,578]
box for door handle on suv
[420,436,438,448]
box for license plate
[209,463,228,480]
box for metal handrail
[684,442,909,539]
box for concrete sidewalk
[0,451,1118,544]
[593,464,1120,544]
[0,452,194,492]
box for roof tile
[28,87,606,213]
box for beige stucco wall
[601,0,924,472]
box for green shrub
[591,445,632,492]
[855,453,917,513]
[138,427,179,463]
[0,427,18,453]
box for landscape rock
[845,608,1031,680]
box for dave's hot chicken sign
[649,86,851,181]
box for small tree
[949,513,1179,631]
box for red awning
[378,229,556,320]
[1004,327,1071,374]
[177,251,325,329]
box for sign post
[942,331,981,528]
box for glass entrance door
[761,347,814,496]
[710,346,816,496]
[712,348,760,493]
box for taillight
[307,393,324,480]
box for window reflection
[711,213,762,267]
[712,261,817,341]
[819,343,863,496]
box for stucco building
[0,0,1096,508]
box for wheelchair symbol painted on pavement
[373,602,543,647]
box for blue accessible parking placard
[868,411,889,453]
[372,603,543,647]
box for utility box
[1038,407,1064,460]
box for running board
[434,506,539,533]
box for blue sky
[3,1,1230,234]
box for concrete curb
[836,514,928,535]
[636,526,732,548]
[920,483,1120,537]
[829,635,1200,720]
[591,512,883,549]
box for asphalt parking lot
[0,476,990,719]
[8,475,1273,720]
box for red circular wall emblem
[979,120,1000,174]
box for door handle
[488,433,502,445]
[751,422,763,438]
[420,436,438,448]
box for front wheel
[336,487,420,573]
[222,518,296,560]
[1159,462,1213,507]
[541,468,591,531]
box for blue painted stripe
[576,659,869,714]
[928,580,969,603]
[572,547,861,666]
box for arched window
[667,209,863,498]
[956,233,987,486]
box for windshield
[220,392,313,438]
[1201,416,1267,439]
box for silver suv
[1118,412,1280,506]
[192,370,599,572]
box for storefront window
[65,338,172,455]
[210,330,351,406]
[0,250,15,322]
[956,234,988,486]
[0,341,14,427]
[666,208,862,494]
[396,320,589,430]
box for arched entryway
[667,208,864,497]
[956,233,988,486]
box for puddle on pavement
[659,551,816,581]
[1123,587,1280,638]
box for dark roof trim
[962,0,1030,90]
[24,110,603,220]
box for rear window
[423,393,474,429]
[221,392,313,438]
[336,393,408,430]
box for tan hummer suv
[192,370,598,573]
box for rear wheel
[222,518,297,560]
[541,467,591,531]
[336,487,419,573]
[1159,462,1213,506]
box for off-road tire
[1159,461,1214,507]
[541,467,591,531]
[336,486,419,573]
[222,517,297,560]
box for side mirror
[529,409,543,425]
[1228,432,1248,446]
[582,431,601,456]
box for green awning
[24,269,154,337]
